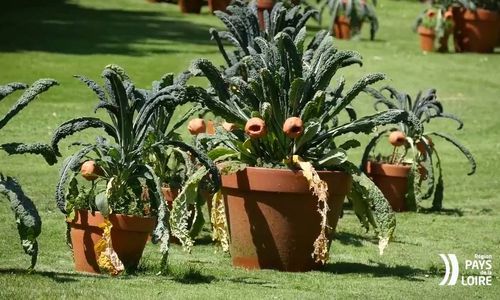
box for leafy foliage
[0,79,58,269]
[210,0,321,75]
[0,175,42,270]
[362,86,476,211]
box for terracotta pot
[179,0,202,14]
[221,167,352,272]
[208,0,231,13]
[333,16,351,40]
[452,7,500,53]
[365,161,411,212]
[67,210,156,274]
[418,26,435,52]
[257,0,275,30]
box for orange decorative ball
[81,160,103,181]
[222,121,236,132]
[388,131,407,147]
[187,118,206,135]
[282,117,304,138]
[245,117,267,139]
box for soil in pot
[179,0,202,14]
[68,210,156,274]
[365,161,411,212]
[208,0,231,13]
[333,16,351,40]
[452,7,500,53]
[221,167,352,272]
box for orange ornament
[388,131,407,147]
[245,117,267,138]
[81,160,103,181]
[187,118,206,135]
[282,117,304,138]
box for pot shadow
[334,231,421,247]
[169,266,216,284]
[0,268,105,283]
[226,276,278,288]
[323,261,426,281]
[0,0,216,56]
[419,207,464,217]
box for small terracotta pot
[333,16,351,40]
[67,210,156,274]
[452,7,500,53]
[221,167,352,272]
[179,0,202,14]
[418,27,435,52]
[365,161,411,212]
[257,0,275,30]
[208,0,231,13]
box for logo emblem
[439,254,460,286]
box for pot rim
[365,160,412,178]
[221,166,352,194]
[67,210,156,233]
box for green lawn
[1,0,499,298]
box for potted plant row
[0,80,58,270]
[51,65,219,275]
[362,86,476,212]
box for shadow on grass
[335,231,421,247]
[0,0,215,56]
[419,207,464,217]
[323,261,426,281]
[0,268,105,283]
[168,265,216,284]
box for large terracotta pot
[257,0,275,30]
[179,0,202,14]
[452,7,500,53]
[365,161,411,212]
[208,0,231,13]
[333,16,351,40]
[67,210,156,274]
[221,167,352,272]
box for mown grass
[0,0,499,298]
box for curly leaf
[1,143,57,165]
[0,175,42,270]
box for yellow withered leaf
[210,191,230,253]
[292,155,331,264]
[94,219,124,276]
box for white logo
[439,254,493,286]
[439,254,460,286]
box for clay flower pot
[417,27,450,53]
[67,210,156,274]
[179,0,202,14]
[333,16,351,40]
[256,0,275,30]
[418,27,435,52]
[452,7,500,53]
[365,161,411,212]
[208,0,231,13]
[221,167,352,271]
